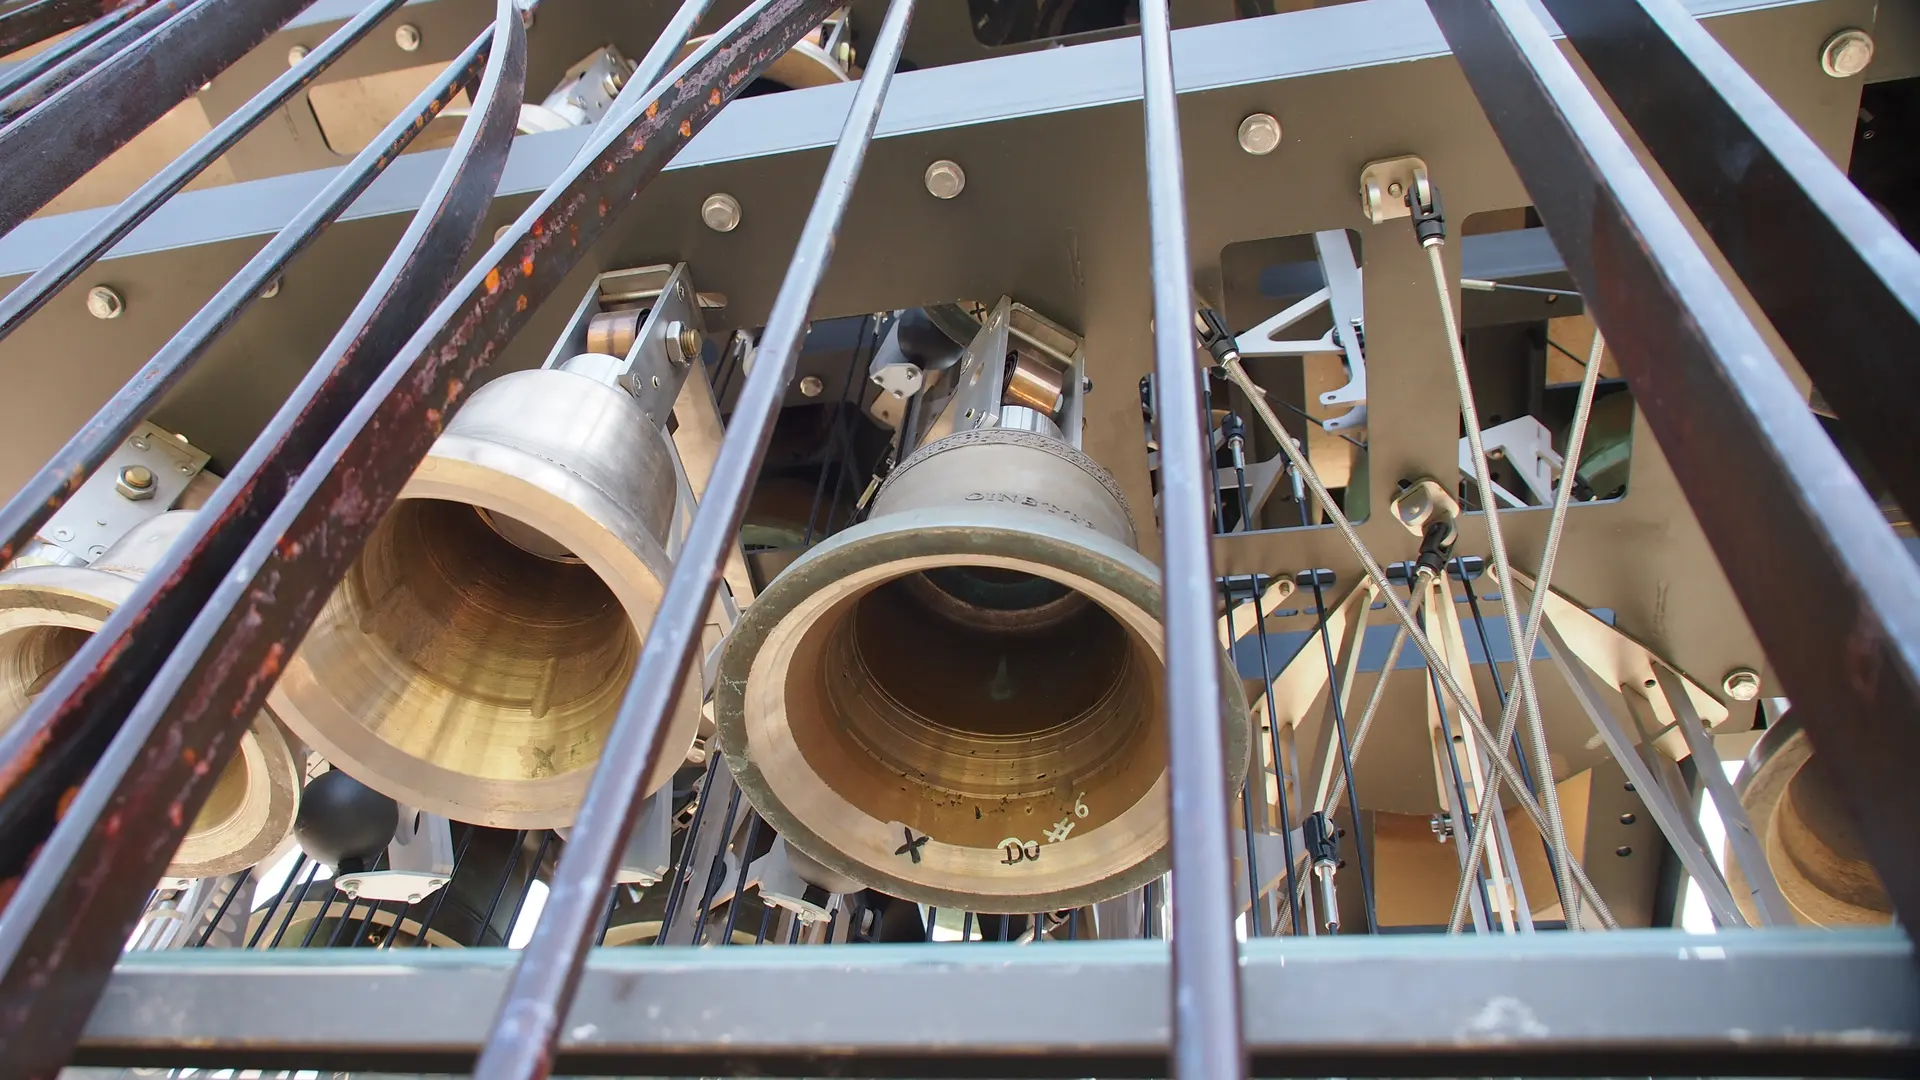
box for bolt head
[1822,28,1873,78]
[1237,112,1281,156]
[924,159,966,199]
[394,23,421,51]
[798,374,825,397]
[115,465,157,502]
[1722,667,1762,701]
[53,527,73,542]
[701,193,742,233]
[287,45,309,67]
[259,276,281,299]
[86,286,124,320]
[1388,180,1404,198]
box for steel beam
[76,931,1920,1076]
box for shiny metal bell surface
[0,510,303,878]
[717,427,1251,913]
[271,362,700,828]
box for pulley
[270,265,709,828]
[0,511,302,878]
[716,299,1250,913]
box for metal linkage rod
[1139,0,1245,1070]
[0,26,488,567]
[0,0,417,342]
[0,0,115,57]
[1424,0,1920,927]
[0,0,140,101]
[1216,356,1617,926]
[472,2,911,1076]
[1445,326,1606,933]
[1541,0,1920,522]
[0,0,312,235]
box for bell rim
[715,504,1250,913]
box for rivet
[1821,28,1873,78]
[87,545,106,558]
[924,159,965,199]
[287,45,308,67]
[799,375,825,397]
[130,436,149,450]
[86,286,124,320]
[1614,845,1633,857]
[394,23,421,52]
[53,528,72,541]
[701,193,741,233]
[1236,113,1281,156]
[177,462,194,474]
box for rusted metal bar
[0,26,488,567]
[0,0,120,58]
[1138,0,1246,1073]
[0,0,312,236]
[471,1,912,1076]
[0,0,415,341]
[0,0,180,122]
[0,0,837,1073]
[0,0,142,100]
[0,0,525,1070]
[1424,0,1920,926]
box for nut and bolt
[115,465,157,501]
[701,193,742,233]
[1236,112,1281,156]
[603,70,626,97]
[86,285,124,320]
[924,159,966,199]
[663,321,704,363]
[1429,812,1453,841]
[394,23,421,51]
[1388,180,1404,199]
[1722,667,1762,702]
[287,45,309,66]
[798,374,825,397]
[1821,28,1873,78]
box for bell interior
[316,497,639,783]
[0,620,249,835]
[781,561,1165,849]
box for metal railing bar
[0,0,313,236]
[470,0,912,1072]
[1423,0,1920,928]
[0,0,114,57]
[1137,0,1245,1070]
[0,0,417,343]
[0,0,183,121]
[1542,0,1920,523]
[0,0,142,101]
[0,23,487,568]
[0,0,526,1069]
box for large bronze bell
[270,342,701,829]
[0,511,303,878]
[716,302,1249,913]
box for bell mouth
[303,496,639,785]
[0,577,300,878]
[719,507,1249,913]
[1734,716,1891,925]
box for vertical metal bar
[1541,0,1920,521]
[1426,664,1494,934]
[472,3,912,1076]
[265,865,320,949]
[1655,665,1793,926]
[0,0,314,234]
[1424,0,1920,927]
[1250,584,1303,936]
[1300,570,1378,934]
[719,814,763,945]
[1138,0,1245,1070]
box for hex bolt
[1722,667,1762,702]
[665,321,704,363]
[701,193,742,233]
[86,286,124,320]
[924,159,966,200]
[799,375,825,397]
[287,44,308,66]
[394,23,421,51]
[116,465,157,501]
[1237,113,1281,156]
[1821,28,1873,78]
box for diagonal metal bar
[472,2,911,1075]
[1540,0,1920,522]
[0,0,141,100]
[0,0,311,236]
[0,1,526,1070]
[0,0,180,121]
[0,0,413,342]
[1139,0,1244,1071]
[0,25,489,568]
[1423,0,1920,929]
[0,0,117,57]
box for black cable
[246,853,307,948]
[719,814,764,945]
[193,868,251,948]
[656,756,723,944]
[688,786,743,945]
[1299,552,1380,934]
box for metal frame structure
[0,0,1913,1076]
